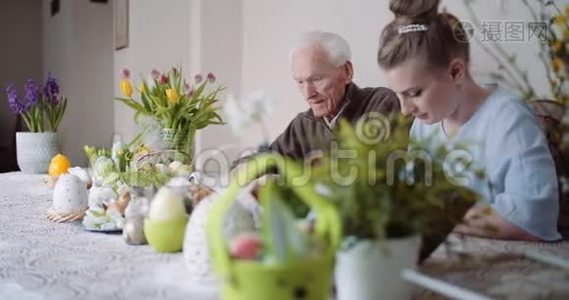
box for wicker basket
[207,153,342,300]
[47,208,86,223]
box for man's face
[385,57,460,125]
[292,45,353,118]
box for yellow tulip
[138,83,146,94]
[120,79,133,97]
[166,88,180,104]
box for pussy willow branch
[525,0,569,103]
[463,0,537,99]
[550,1,569,28]
[537,0,569,103]
[534,0,558,93]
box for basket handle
[206,153,342,279]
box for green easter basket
[207,153,342,300]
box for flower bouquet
[116,67,225,162]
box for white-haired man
[268,31,400,159]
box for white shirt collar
[323,99,350,129]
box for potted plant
[6,74,68,174]
[310,114,479,300]
[115,67,224,164]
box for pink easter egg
[230,233,262,260]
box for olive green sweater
[269,82,400,160]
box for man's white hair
[289,31,352,67]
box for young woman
[377,0,561,241]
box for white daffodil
[223,90,275,143]
[223,93,254,135]
[241,90,275,122]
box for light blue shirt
[410,87,561,241]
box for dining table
[1,172,568,300]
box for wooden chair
[528,99,568,239]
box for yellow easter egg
[48,154,71,177]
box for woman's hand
[453,205,540,241]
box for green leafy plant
[310,114,481,242]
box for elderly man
[268,31,400,160]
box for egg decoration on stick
[144,186,189,252]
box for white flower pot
[335,234,421,300]
[16,132,59,174]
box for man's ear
[343,61,354,84]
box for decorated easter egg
[183,195,218,284]
[48,153,71,177]
[53,174,88,214]
[230,232,262,260]
[183,193,257,283]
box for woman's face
[384,57,461,124]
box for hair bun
[389,0,440,24]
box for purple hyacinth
[24,79,41,106]
[6,83,26,114]
[6,81,38,114]
[43,73,60,104]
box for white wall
[113,0,192,143]
[192,0,243,166]
[43,0,114,166]
[0,0,43,171]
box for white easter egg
[174,165,192,177]
[53,174,88,214]
[155,163,168,174]
[168,161,183,172]
[149,187,186,221]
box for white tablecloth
[0,172,219,300]
[1,172,568,300]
